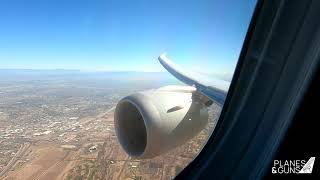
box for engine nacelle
[114,85,209,158]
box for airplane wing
[115,52,231,158]
[158,53,230,105]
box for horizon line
[0,68,166,73]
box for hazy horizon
[0,68,233,81]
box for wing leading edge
[158,53,230,105]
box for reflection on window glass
[0,0,256,179]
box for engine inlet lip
[114,94,150,157]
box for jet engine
[114,85,209,158]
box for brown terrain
[1,103,220,180]
[0,73,222,180]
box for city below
[0,70,221,180]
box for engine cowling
[114,85,209,158]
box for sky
[0,0,256,76]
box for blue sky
[0,0,256,76]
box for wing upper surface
[158,53,230,105]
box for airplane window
[0,0,256,179]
